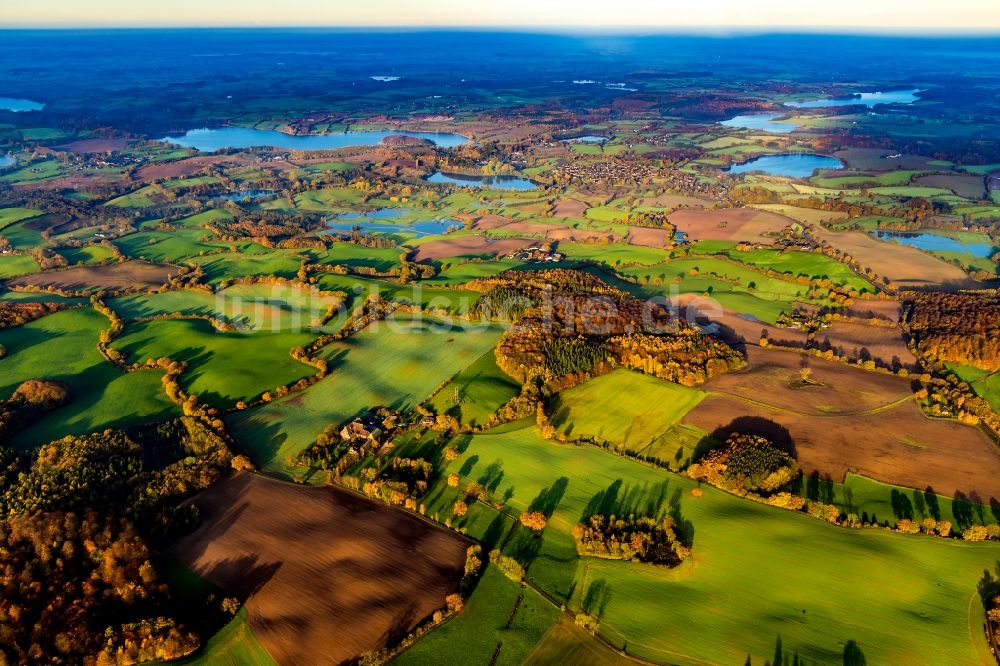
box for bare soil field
[913,174,987,200]
[18,173,123,191]
[675,294,913,369]
[810,226,974,288]
[625,227,674,248]
[499,221,556,236]
[471,214,516,230]
[171,473,470,665]
[412,236,535,261]
[673,294,809,346]
[752,204,848,225]
[844,299,902,322]
[703,346,911,415]
[683,394,1000,499]
[7,261,177,291]
[818,320,915,369]
[545,227,620,243]
[667,208,791,243]
[551,199,589,218]
[136,154,257,181]
[638,193,712,209]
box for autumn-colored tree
[519,511,548,531]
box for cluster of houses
[339,411,397,446]
[554,158,658,185]
[505,244,565,263]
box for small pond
[426,171,539,191]
[720,113,798,134]
[561,135,609,143]
[873,231,994,258]
[214,189,276,202]
[326,212,459,237]
[784,89,922,109]
[727,154,844,178]
[0,98,45,112]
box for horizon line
[0,25,999,36]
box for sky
[0,0,996,31]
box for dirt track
[171,473,470,665]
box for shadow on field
[580,479,672,522]
[583,578,612,619]
[697,416,796,460]
[528,477,569,515]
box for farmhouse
[339,411,398,445]
[506,244,565,263]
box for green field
[115,229,227,262]
[228,316,505,475]
[186,251,306,284]
[0,308,179,449]
[428,349,521,427]
[413,422,1000,665]
[111,318,316,408]
[548,370,705,457]
[183,610,275,666]
[111,290,223,322]
[311,242,402,273]
[58,244,116,265]
[813,473,1000,531]
[0,254,40,278]
[316,273,479,315]
[725,248,875,291]
[621,256,817,322]
[950,365,1000,414]
[393,565,560,666]
[560,242,673,267]
[0,207,41,229]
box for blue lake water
[720,113,798,134]
[214,189,276,202]
[0,97,45,112]
[785,89,922,109]
[727,154,844,178]
[426,171,539,190]
[337,208,407,220]
[562,135,609,143]
[327,212,459,237]
[160,127,468,151]
[873,231,994,258]
[0,155,14,168]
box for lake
[336,208,407,220]
[785,89,922,108]
[561,135,609,143]
[0,155,14,168]
[0,97,45,112]
[720,113,798,134]
[214,189,276,202]
[327,213,458,237]
[426,171,539,190]
[160,127,468,151]
[727,154,844,178]
[873,231,995,258]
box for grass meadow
[0,308,179,449]
[408,422,1000,665]
[228,316,505,476]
